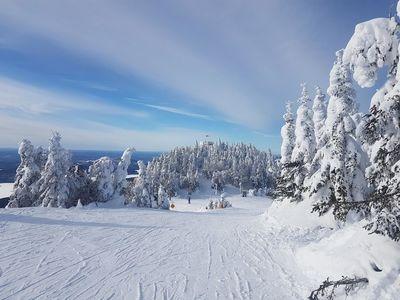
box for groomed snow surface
[0,183,399,299]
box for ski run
[0,183,399,299]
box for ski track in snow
[0,196,310,299]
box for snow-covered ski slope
[0,193,311,300]
[1,188,399,299]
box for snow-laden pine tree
[312,86,327,149]
[89,157,115,203]
[7,139,42,208]
[308,50,367,221]
[343,8,400,239]
[365,161,400,240]
[274,102,297,199]
[158,185,169,209]
[37,132,71,208]
[290,84,316,201]
[113,148,134,205]
[67,165,94,207]
[132,160,152,207]
[280,102,295,165]
[292,83,316,166]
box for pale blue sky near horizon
[0,0,395,152]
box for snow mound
[297,221,400,299]
[266,199,400,299]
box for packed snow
[1,185,399,299]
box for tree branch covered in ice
[309,276,368,300]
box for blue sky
[0,0,394,152]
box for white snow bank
[0,183,13,198]
[266,198,400,299]
[265,197,336,229]
[297,221,400,299]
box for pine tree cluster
[8,132,134,208]
[274,3,400,241]
[129,140,278,208]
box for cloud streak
[0,76,147,118]
[0,0,331,130]
[128,98,211,120]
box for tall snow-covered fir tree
[113,148,134,205]
[89,157,116,203]
[280,102,296,165]
[308,50,367,221]
[67,165,94,207]
[274,101,297,199]
[7,139,42,208]
[312,86,327,149]
[158,185,169,209]
[89,148,134,205]
[37,132,71,208]
[292,83,316,166]
[131,160,152,207]
[344,9,400,239]
[290,84,316,201]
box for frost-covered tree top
[292,84,315,165]
[280,101,295,164]
[343,17,398,88]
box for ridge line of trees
[129,140,278,208]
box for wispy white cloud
[62,78,118,92]
[0,0,329,130]
[0,76,147,118]
[128,98,211,120]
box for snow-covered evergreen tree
[292,83,316,166]
[288,84,316,201]
[158,185,169,209]
[7,139,42,208]
[113,148,134,205]
[37,132,71,208]
[308,50,367,221]
[312,86,327,149]
[89,157,115,203]
[365,161,400,240]
[280,102,296,165]
[343,9,400,239]
[131,160,152,207]
[67,165,94,207]
[274,102,297,199]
